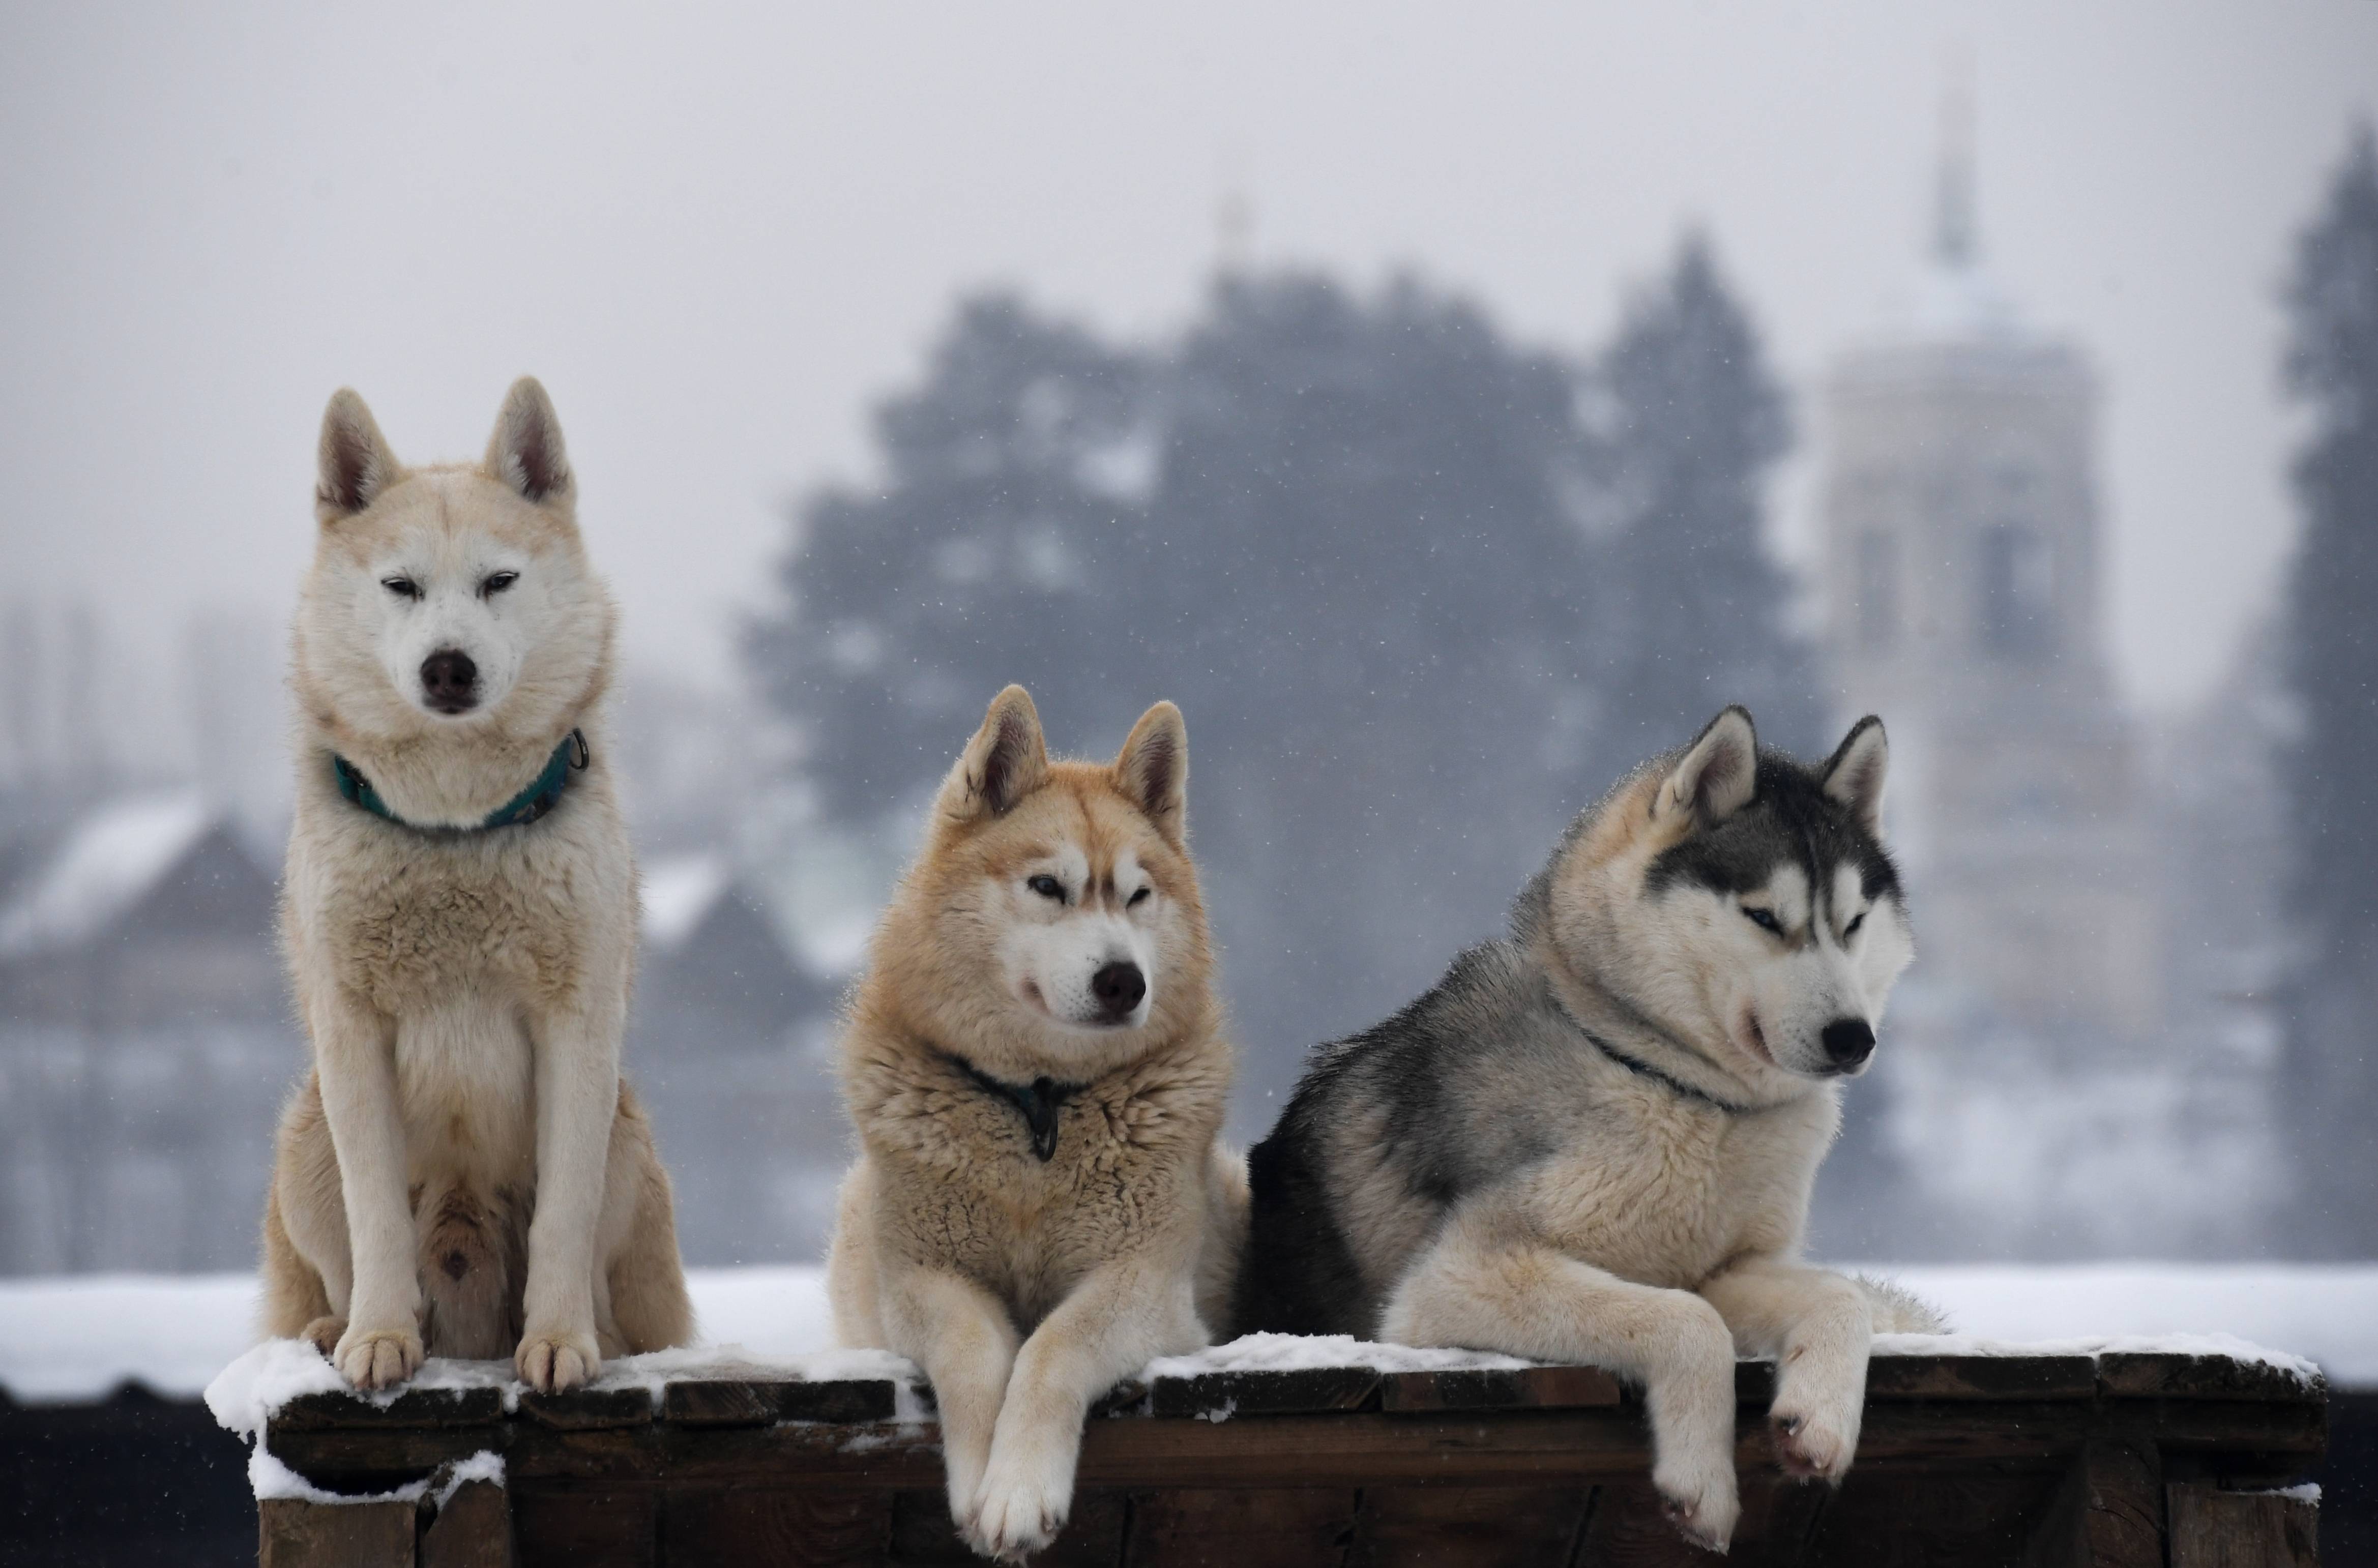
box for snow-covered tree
[1590,234,1820,757]
[2280,123,2378,1249]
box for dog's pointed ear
[1112,700,1188,846]
[1655,706,1759,828]
[938,686,1049,821]
[482,377,574,505]
[1822,716,1889,837]
[316,389,401,523]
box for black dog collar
[946,1053,1086,1162]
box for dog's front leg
[310,990,419,1390]
[879,1266,1022,1544]
[517,1000,621,1393]
[1382,1214,1741,1552]
[972,1258,1204,1563]
[1701,1258,1872,1484]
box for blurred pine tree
[2281,123,2378,1251]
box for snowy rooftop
[1,1262,2372,1408]
[0,791,218,959]
[638,853,734,952]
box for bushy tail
[1195,1143,1252,1341]
[1856,1274,1949,1335]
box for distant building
[0,793,298,1274]
[1807,110,2278,1259]
[1815,129,2157,1043]
[628,853,845,1265]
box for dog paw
[299,1316,346,1356]
[964,1442,1074,1562]
[1770,1403,1858,1484]
[333,1324,423,1391]
[1653,1457,1738,1554]
[516,1328,600,1393]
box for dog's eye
[1128,887,1151,908]
[1844,910,1866,938]
[1743,907,1784,934]
[380,577,420,600]
[1026,875,1065,902]
[481,571,519,598]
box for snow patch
[1142,1332,1531,1381]
[248,1446,503,1507]
[1870,1331,2321,1384]
[640,855,731,950]
[205,1337,925,1444]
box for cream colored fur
[827,687,1245,1563]
[260,379,693,1395]
[1371,712,1935,1552]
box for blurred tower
[1814,94,2158,1042]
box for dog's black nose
[1821,1017,1876,1070]
[420,648,479,713]
[1091,961,1147,1020]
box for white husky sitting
[259,379,692,1393]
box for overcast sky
[3,2,2372,714]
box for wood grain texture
[420,1477,514,1568]
[884,1487,1128,1565]
[2167,1483,2321,1568]
[1147,1367,1381,1418]
[660,1486,892,1566]
[1125,1488,1358,1568]
[511,1484,656,1568]
[1346,1484,1590,1567]
[2021,1438,2162,1568]
[257,1497,417,1568]
[1379,1365,1623,1413]
[2100,1355,2326,1405]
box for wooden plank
[660,1487,892,1566]
[660,1378,796,1427]
[2167,1483,2321,1568]
[1347,1485,1589,1567]
[886,1487,1129,1565]
[1574,1482,1726,1566]
[276,1384,508,1430]
[2100,1354,2325,1404]
[511,1485,656,1568]
[1866,1356,2100,1402]
[1814,1473,2062,1568]
[517,1387,652,1431]
[2020,1437,2162,1568]
[1125,1488,1359,1568]
[658,1376,900,1426]
[1379,1365,1622,1413]
[267,1394,2327,1500]
[267,1427,514,1490]
[1727,1472,1832,1563]
[421,1477,514,1568]
[1147,1366,1381,1418]
[257,1497,417,1568]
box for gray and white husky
[1236,707,1942,1552]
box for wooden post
[257,1498,415,1568]
[421,1477,515,1568]
[2023,1435,2163,1568]
[2167,1482,2321,1568]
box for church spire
[1934,54,1978,267]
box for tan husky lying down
[828,687,1246,1562]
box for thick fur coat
[827,687,1246,1563]
[260,380,692,1394]
[1238,708,1939,1552]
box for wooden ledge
[248,1351,2327,1568]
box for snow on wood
[4,1261,2372,1414]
